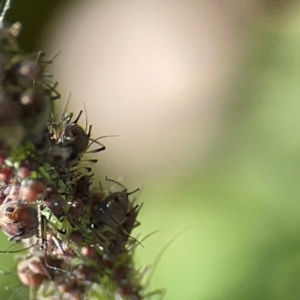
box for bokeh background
[1,0,300,299]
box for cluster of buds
[0,1,149,299]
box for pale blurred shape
[42,0,245,183]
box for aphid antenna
[43,81,60,100]
[105,176,141,200]
[0,0,11,26]
[129,229,160,252]
[135,230,161,247]
[105,176,127,192]
[38,50,61,66]
[127,188,140,196]
[85,135,118,154]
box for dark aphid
[3,54,43,88]
[59,110,105,160]
[91,191,131,231]
[0,201,39,241]
[43,187,65,219]
[91,178,139,232]
[60,111,90,157]
[66,175,92,226]
[72,174,91,201]
[67,197,84,227]
[90,178,141,255]
[45,110,105,175]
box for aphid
[67,197,84,227]
[0,164,13,182]
[17,252,66,294]
[90,178,141,255]
[0,201,39,241]
[65,174,92,226]
[15,159,36,180]
[60,111,90,157]
[59,110,106,160]
[91,191,131,231]
[4,182,21,202]
[0,0,58,147]
[17,255,51,287]
[3,54,42,87]
[44,110,106,180]
[91,178,139,233]
[43,187,65,219]
[18,179,47,203]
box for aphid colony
[0,1,145,299]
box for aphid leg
[83,102,88,132]
[43,81,60,100]
[73,110,83,124]
[87,125,92,138]
[37,201,45,249]
[38,50,61,67]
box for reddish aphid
[16,159,36,180]
[18,179,47,203]
[0,201,39,241]
[17,253,63,287]
[0,165,13,182]
[5,182,21,202]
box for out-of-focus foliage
[136,4,300,300]
[1,1,300,300]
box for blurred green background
[2,1,300,299]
